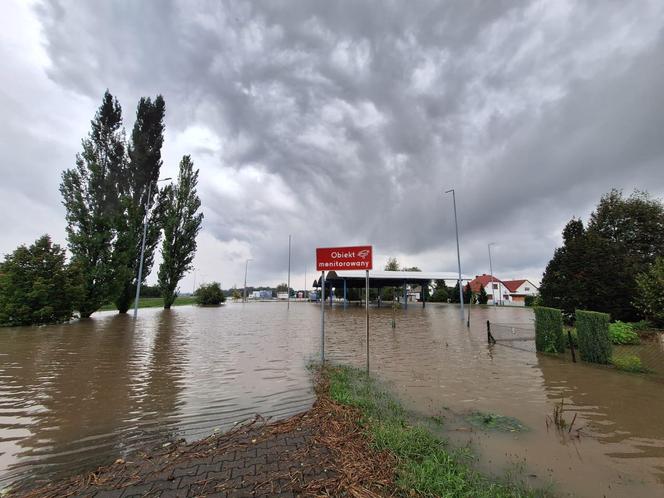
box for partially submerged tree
[0,235,80,326]
[60,90,126,317]
[429,280,448,302]
[158,156,203,308]
[195,282,225,306]
[114,96,166,313]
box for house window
[525,287,530,291]
[492,283,498,289]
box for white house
[502,279,539,305]
[469,274,538,305]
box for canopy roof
[315,270,470,289]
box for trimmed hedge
[576,310,612,364]
[534,307,565,353]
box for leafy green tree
[634,257,664,326]
[158,156,204,308]
[402,266,421,271]
[429,280,448,302]
[477,284,488,304]
[384,257,399,271]
[60,90,127,318]
[195,282,225,305]
[541,191,664,321]
[276,283,289,293]
[114,96,166,313]
[540,219,590,319]
[0,235,80,326]
[450,281,461,303]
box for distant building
[502,279,538,304]
[276,292,289,300]
[469,274,538,306]
[251,290,272,299]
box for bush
[576,310,612,364]
[524,295,536,307]
[534,307,565,353]
[631,319,654,331]
[634,257,664,327]
[194,282,226,305]
[611,355,650,373]
[0,235,80,326]
[608,321,640,345]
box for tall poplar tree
[60,91,126,318]
[114,96,166,313]
[158,156,203,308]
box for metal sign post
[316,245,373,369]
[320,271,325,363]
[366,269,370,374]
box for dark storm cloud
[2,0,664,288]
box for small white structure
[276,292,289,300]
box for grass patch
[98,296,196,311]
[327,365,546,498]
[467,412,528,433]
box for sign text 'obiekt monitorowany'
[316,246,373,271]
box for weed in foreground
[327,365,549,498]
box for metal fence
[486,321,536,352]
[487,320,664,377]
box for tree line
[0,91,203,326]
[540,190,664,326]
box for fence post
[568,330,577,363]
[487,320,495,344]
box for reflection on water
[1,302,663,497]
[0,304,316,487]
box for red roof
[502,279,528,292]
[469,274,504,293]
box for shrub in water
[194,282,226,305]
[612,355,649,373]
[576,310,612,364]
[608,321,640,345]
[534,307,565,353]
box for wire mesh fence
[487,320,664,377]
[609,331,664,376]
[487,321,536,353]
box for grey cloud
[1,0,663,288]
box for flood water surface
[1,302,664,497]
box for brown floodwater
[1,302,663,497]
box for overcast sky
[2,0,664,291]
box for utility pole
[445,189,464,321]
[134,177,171,319]
[287,235,291,310]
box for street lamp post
[488,242,496,307]
[243,259,252,303]
[445,189,464,320]
[134,177,171,319]
[287,235,291,310]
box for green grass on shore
[99,296,196,311]
[327,365,549,498]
